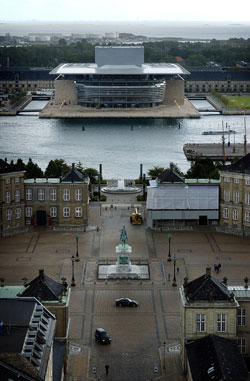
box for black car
[115,298,138,307]
[95,328,111,344]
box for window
[196,314,206,332]
[50,207,57,218]
[15,189,20,202]
[5,178,10,184]
[75,189,82,201]
[246,179,250,185]
[63,189,70,201]
[217,314,226,332]
[233,209,238,221]
[63,207,70,218]
[237,338,246,354]
[15,177,20,183]
[233,178,239,184]
[50,188,57,201]
[5,191,11,203]
[26,188,32,201]
[25,207,32,217]
[15,208,21,219]
[245,193,250,205]
[37,188,45,201]
[237,308,246,326]
[245,211,250,222]
[233,191,239,203]
[224,190,230,202]
[75,207,82,217]
[224,177,230,183]
[6,209,12,220]
[223,208,229,219]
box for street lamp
[168,233,172,262]
[172,254,177,287]
[75,232,80,261]
[71,255,76,287]
[163,341,166,370]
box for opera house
[41,46,199,118]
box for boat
[202,130,236,135]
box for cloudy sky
[1,0,250,22]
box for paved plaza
[1,202,250,380]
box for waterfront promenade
[1,192,250,380]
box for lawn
[225,95,250,110]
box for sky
[0,0,250,23]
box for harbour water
[1,100,250,179]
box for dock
[183,143,250,161]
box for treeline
[9,157,223,181]
[1,38,250,67]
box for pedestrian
[168,273,171,282]
[105,364,109,375]
[218,263,221,272]
[177,267,179,274]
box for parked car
[115,298,138,307]
[95,328,111,344]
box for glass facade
[75,75,167,108]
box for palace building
[49,46,189,109]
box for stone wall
[54,80,78,105]
[163,79,184,106]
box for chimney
[39,269,44,279]
[205,267,211,278]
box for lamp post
[163,341,166,370]
[75,232,80,261]
[168,233,172,262]
[71,255,76,287]
[172,254,177,287]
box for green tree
[45,159,70,178]
[148,166,166,179]
[25,158,44,179]
[82,167,99,183]
[185,158,220,179]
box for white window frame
[6,209,12,220]
[15,207,21,219]
[245,193,250,205]
[75,207,82,217]
[223,208,229,219]
[50,188,57,201]
[50,207,57,218]
[37,188,45,201]
[233,191,239,203]
[25,206,33,218]
[5,191,11,203]
[63,207,70,218]
[15,177,20,183]
[75,189,82,201]
[237,338,246,354]
[63,189,70,201]
[15,189,20,202]
[224,177,230,183]
[233,209,238,221]
[245,211,250,222]
[233,178,240,184]
[217,313,226,332]
[224,189,230,202]
[237,308,246,326]
[245,179,250,185]
[25,188,32,201]
[196,314,206,332]
[5,177,10,184]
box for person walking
[105,364,109,375]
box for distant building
[50,46,189,109]
[24,163,89,228]
[219,153,250,235]
[0,158,26,237]
[146,170,219,228]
